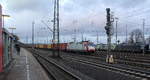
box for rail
[31,49,81,80]
[62,55,150,80]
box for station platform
[0,48,50,80]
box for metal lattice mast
[52,0,56,56]
[56,0,60,57]
[52,0,60,57]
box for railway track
[94,51,150,68]
[36,48,150,69]
[31,50,81,80]
[95,51,150,60]
[93,55,150,69]
[61,54,150,80]
[32,49,150,79]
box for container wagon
[114,43,143,53]
[96,44,116,51]
[51,43,68,51]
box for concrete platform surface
[2,48,50,80]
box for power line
[121,8,150,18]
[41,20,53,32]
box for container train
[25,38,150,54]
[27,41,150,54]
[30,41,96,54]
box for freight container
[59,43,68,51]
[35,44,38,48]
[47,44,52,49]
[39,44,44,48]
[43,44,48,48]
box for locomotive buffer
[105,8,114,64]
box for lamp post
[115,17,119,44]
[2,14,10,28]
[142,19,145,55]
[32,21,35,49]
[9,27,16,34]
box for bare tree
[129,29,143,43]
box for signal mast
[52,0,60,57]
[105,8,114,63]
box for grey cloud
[7,0,52,12]
[73,0,100,8]
[2,0,150,43]
[101,0,148,9]
[61,0,102,13]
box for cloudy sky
[0,0,150,44]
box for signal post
[105,8,114,63]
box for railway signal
[105,8,114,63]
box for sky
[0,0,150,44]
